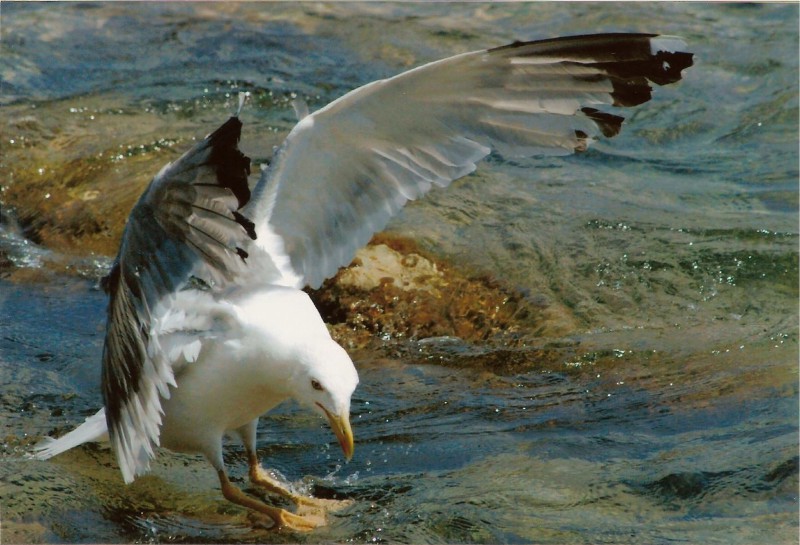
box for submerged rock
[1,101,179,258]
[309,234,578,348]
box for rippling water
[1,3,797,544]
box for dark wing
[246,33,693,289]
[101,116,258,482]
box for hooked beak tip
[318,403,354,461]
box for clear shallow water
[1,3,797,544]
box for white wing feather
[246,34,693,289]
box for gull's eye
[311,379,324,391]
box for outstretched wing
[246,33,693,289]
[101,116,260,483]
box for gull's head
[237,287,360,460]
[290,338,359,461]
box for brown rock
[308,233,574,349]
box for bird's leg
[246,451,353,514]
[235,420,351,515]
[217,469,324,532]
[246,452,297,498]
[236,421,299,500]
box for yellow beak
[318,404,354,461]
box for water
[1,3,797,543]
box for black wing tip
[490,32,693,88]
[581,107,625,138]
[652,49,694,85]
[208,116,244,144]
[492,33,693,111]
[486,33,695,147]
[207,117,252,210]
[233,210,257,241]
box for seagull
[33,33,693,531]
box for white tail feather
[31,408,108,460]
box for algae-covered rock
[309,234,577,348]
[1,100,185,258]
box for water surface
[1,3,797,544]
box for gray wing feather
[101,117,257,483]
